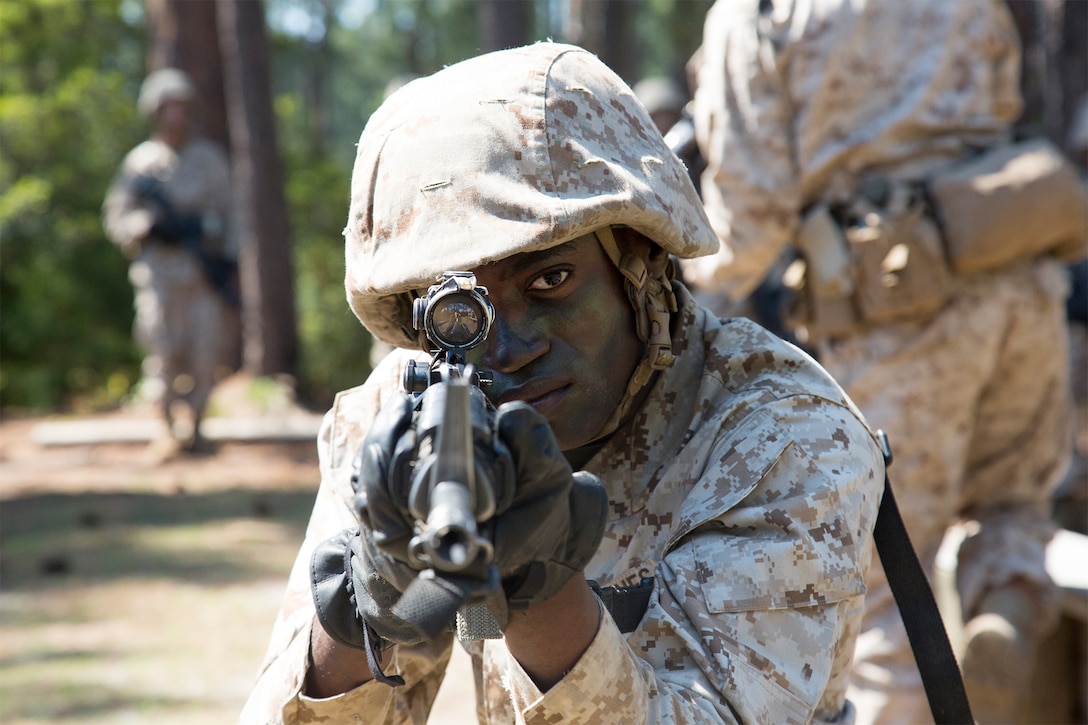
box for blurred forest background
[2,0,1083,416]
[0,0,718,416]
[0,2,1085,724]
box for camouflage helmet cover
[138,68,197,117]
[344,42,718,348]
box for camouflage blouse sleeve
[478,395,881,724]
[683,0,803,302]
[684,0,1027,305]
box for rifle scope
[413,271,494,355]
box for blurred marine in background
[685,0,1087,723]
[102,68,238,458]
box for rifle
[130,175,240,308]
[385,271,507,641]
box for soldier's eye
[528,269,570,291]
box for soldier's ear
[644,242,670,278]
[614,227,670,278]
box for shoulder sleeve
[683,0,802,301]
[650,395,882,722]
[101,143,160,255]
[496,394,881,724]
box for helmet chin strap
[590,226,678,442]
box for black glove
[310,393,440,686]
[310,390,609,684]
[356,393,607,611]
[487,401,608,609]
[149,213,201,243]
[311,390,504,683]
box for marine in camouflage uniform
[241,43,884,724]
[684,1,1078,722]
[102,69,235,452]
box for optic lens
[430,295,483,347]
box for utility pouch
[846,189,953,326]
[929,138,1088,274]
[785,204,862,339]
[787,187,954,338]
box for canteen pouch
[845,189,954,326]
[929,138,1088,273]
[787,186,954,338]
[785,204,862,340]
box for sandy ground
[0,402,478,724]
[4,351,1083,723]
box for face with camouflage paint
[466,233,643,451]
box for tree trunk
[217,0,299,378]
[145,0,230,151]
[1058,0,1087,154]
[304,0,335,152]
[477,0,533,54]
[1007,0,1087,149]
[598,0,637,83]
[565,0,638,82]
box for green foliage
[0,0,146,411]
[270,0,486,165]
[0,0,720,414]
[270,0,488,407]
[638,0,716,81]
[281,137,372,405]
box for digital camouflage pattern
[822,260,1071,725]
[686,1,1072,722]
[240,287,885,724]
[342,43,718,350]
[102,136,235,426]
[684,0,1023,302]
[242,41,885,724]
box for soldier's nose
[484,318,547,373]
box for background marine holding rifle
[243,42,886,724]
[102,68,238,458]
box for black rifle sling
[873,473,974,724]
[589,577,654,634]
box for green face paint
[468,234,642,451]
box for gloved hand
[487,401,608,610]
[149,213,201,243]
[351,388,512,584]
[310,389,609,672]
[356,393,608,611]
[310,526,421,648]
[310,392,428,642]
[311,524,434,687]
[309,393,437,686]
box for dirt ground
[2,362,1083,724]
[0,402,477,724]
